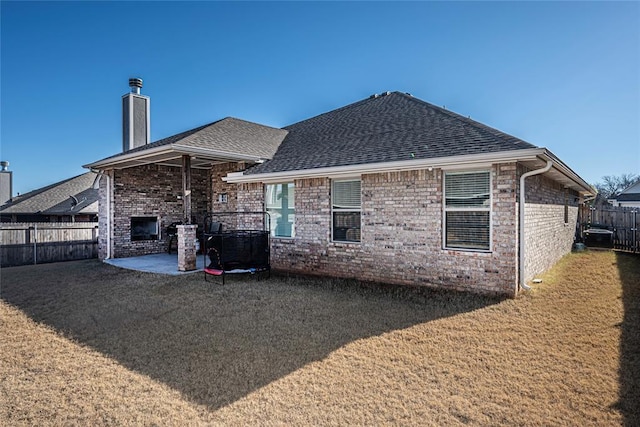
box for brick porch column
[177,224,197,272]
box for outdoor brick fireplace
[130,216,159,241]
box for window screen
[332,179,361,242]
[445,172,490,208]
[444,171,490,250]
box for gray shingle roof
[246,91,537,175]
[0,172,99,215]
[95,117,288,164]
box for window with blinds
[265,183,295,238]
[444,171,491,250]
[332,179,361,242]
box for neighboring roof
[615,193,640,202]
[0,172,99,215]
[608,180,640,202]
[85,117,288,170]
[620,180,640,195]
[246,91,537,175]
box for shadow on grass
[1,259,503,411]
[616,252,640,427]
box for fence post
[28,225,37,265]
[634,210,638,253]
[34,224,38,264]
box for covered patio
[84,117,287,267]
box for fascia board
[84,145,181,169]
[538,149,595,195]
[84,144,265,170]
[224,148,546,183]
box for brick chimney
[122,77,150,152]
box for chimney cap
[0,161,9,171]
[129,78,143,88]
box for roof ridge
[149,119,225,146]
[284,95,377,129]
[127,117,286,153]
[222,116,286,131]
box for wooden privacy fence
[578,205,639,253]
[0,222,99,267]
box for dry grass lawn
[1,250,638,426]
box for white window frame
[331,178,362,243]
[265,182,295,238]
[443,170,492,252]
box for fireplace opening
[131,216,159,241]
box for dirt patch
[1,251,637,425]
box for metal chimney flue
[129,78,143,95]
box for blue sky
[1,1,638,195]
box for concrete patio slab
[105,253,205,275]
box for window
[444,171,490,251]
[332,179,361,242]
[265,183,295,238]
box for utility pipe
[519,160,553,291]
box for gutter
[519,160,553,291]
[224,148,546,183]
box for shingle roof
[619,180,640,195]
[246,91,538,175]
[0,172,99,215]
[94,117,288,165]
[610,180,640,202]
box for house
[608,179,640,208]
[0,172,99,223]
[85,82,594,296]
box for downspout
[519,160,553,291]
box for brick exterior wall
[242,164,521,296]
[210,163,246,214]
[177,224,197,271]
[98,159,578,296]
[208,163,259,230]
[99,164,209,259]
[521,167,579,283]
